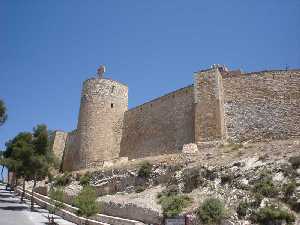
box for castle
[50,65,300,171]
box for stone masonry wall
[120,85,194,159]
[76,78,128,169]
[62,130,80,171]
[59,68,300,171]
[223,70,300,142]
[49,131,68,162]
[194,68,226,142]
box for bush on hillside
[157,185,180,199]
[54,172,72,186]
[137,161,152,179]
[282,181,296,200]
[252,205,295,225]
[157,188,192,217]
[237,201,250,219]
[79,172,91,186]
[74,185,100,217]
[48,187,65,224]
[253,177,278,198]
[48,187,64,212]
[221,173,234,185]
[196,198,226,224]
[182,167,202,193]
[289,155,300,169]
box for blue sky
[0,0,300,151]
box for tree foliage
[2,124,55,208]
[0,99,7,126]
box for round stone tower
[75,66,128,169]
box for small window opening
[111,103,114,108]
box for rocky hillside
[34,138,300,225]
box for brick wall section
[49,131,68,162]
[62,130,80,171]
[194,68,226,142]
[223,70,300,142]
[120,85,194,159]
[76,78,128,169]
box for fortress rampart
[223,70,300,142]
[50,66,300,171]
[120,85,195,159]
[76,78,128,169]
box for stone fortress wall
[49,131,68,162]
[76,78,128,169]
[62,129,79,171]
[120,85,195,159]
[50,65,300,171]
[223,69,300,142]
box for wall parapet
[128,84,193,112]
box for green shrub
[74,186,100,217]
[54,172,72,186]
[137,161,152,179]
[281,164,296,178]
[79,172,91,186]
[282,181,296,200]
[237,201,250,219]
[157,193,192,217]
[196,198,226,224]
[251,193,263,208]
[157,185,180,199]
[221,174,234,185]
[252,205,295,225]
[287,198,300,213]
[48,187,64,213]
[289,155,300,169]
[135,185,146,193]
[182,167,202,193]
[48,187,65,224]
[253,177,278,198]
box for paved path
[0,184,76,225]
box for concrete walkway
[0,184,76,225]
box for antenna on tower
[97,65,106,78]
